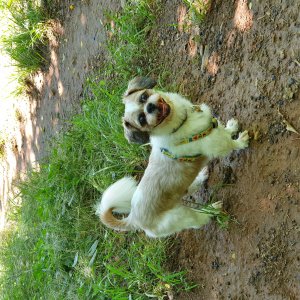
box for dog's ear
[123,120,150,144]
[124,77,157,97]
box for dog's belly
[131,151,206,228]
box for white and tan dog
[96,77,249,238]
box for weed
[0,135,5,158]
[15,108,24,122]
[207,183,233,228]
[198,202,231,229]
[183,0,211,23]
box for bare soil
[156,1,300,299]
[1,0,299,299]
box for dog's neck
[171,110,188,133]
[150,103,212,149]
[150,107,192,147]
[171,105,202,134]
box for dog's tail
[95,177,137,231]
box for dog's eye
[138,113,147,126]
[139,92,148,103]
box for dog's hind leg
[145,205,212,238]
[187,166,209,195]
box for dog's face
[122,77,173,144]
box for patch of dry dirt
[1,0,299,299]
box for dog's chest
[166,112,213,158]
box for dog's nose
[146,102,157,114]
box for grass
[104,0,157,79]
[0,135,5,158]
[0,0,51,93]
[197,202,230,229]
[0,1,194,299]
[182,0,211,23]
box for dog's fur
[96,77,249,238]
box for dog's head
[122,77,173,144]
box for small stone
[253,129,260,141]
[212,259,220,270]
[277,99,285,107]
[290,147,299,160]
[268,174,276,185]
[279,50,285,60]
[288,78,296,86]
[288,91,294,100]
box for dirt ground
[1,0,300,299]
[157,1,300,299]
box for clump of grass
[0,0,50,92]
[15,108,24,122]
[105,0,157,79]
[206,183,233,228]
[0,135,5,158]
[0,1,193,299]
[183,0,211,23]
[198,202,230,229]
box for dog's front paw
[226,119,239,135]
[236,130,249,149]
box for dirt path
[1,0,299,299]
[0,0,121,227]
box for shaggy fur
[96,77,249,238]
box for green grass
[0,78,191,300]
[0,135,5,158]
[183,0,211,23]
[0,1,193,299]
[104,0,157,79]
[198,202,230,229]
[0,0,50,93]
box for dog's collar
[160,148,203,162]
[161,116,218,161]
[175,117,218,146]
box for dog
[96,77,249,238]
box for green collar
[160,148,203,162]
